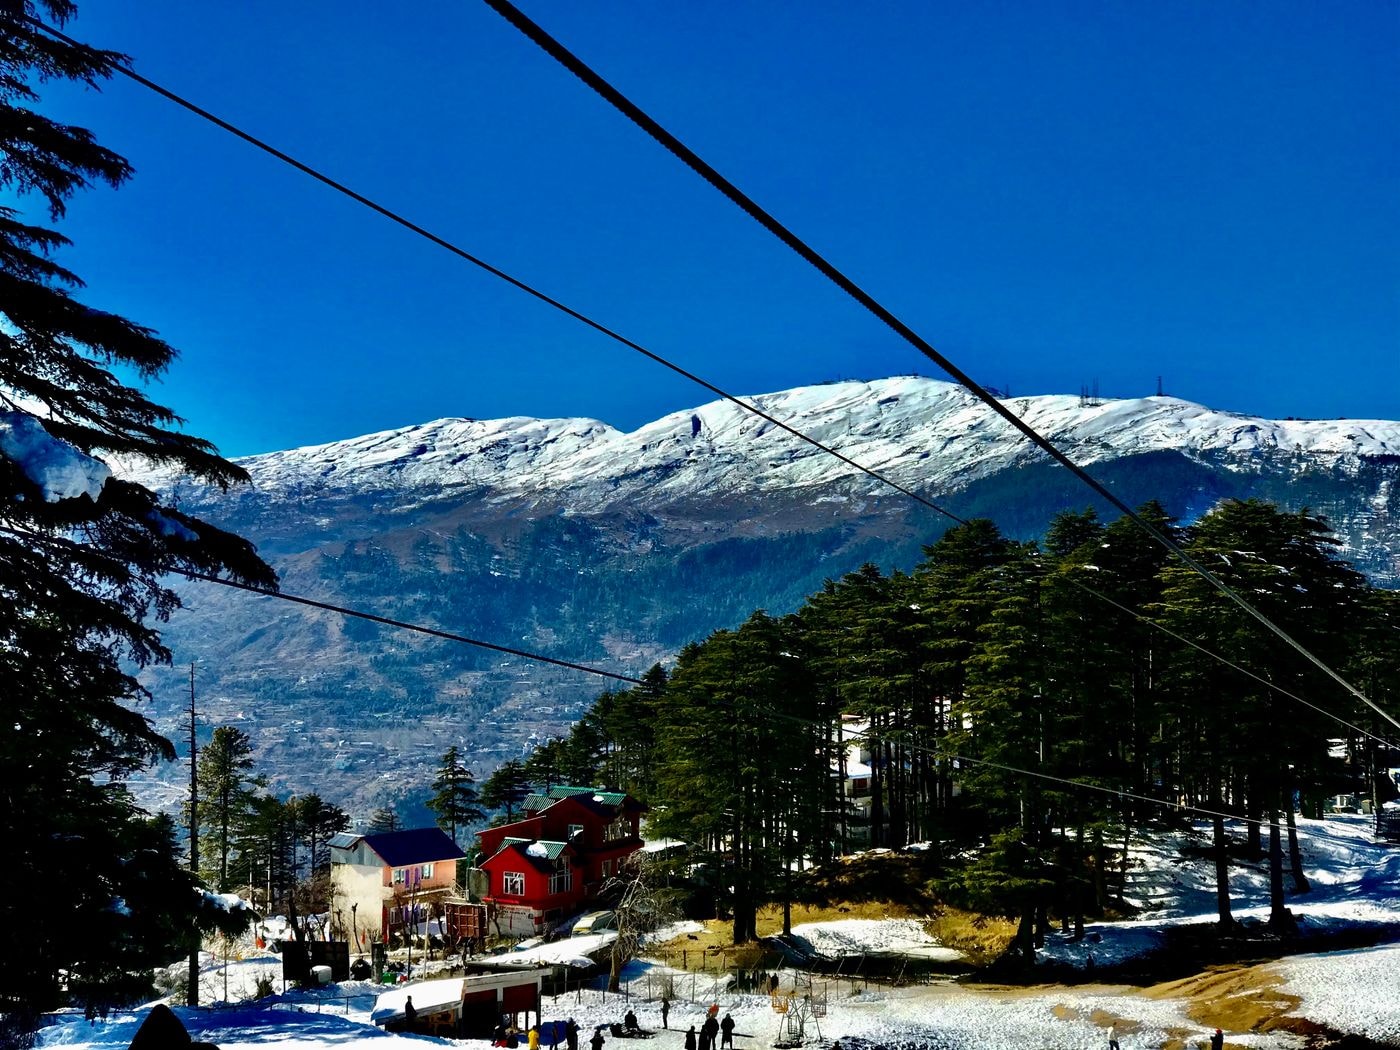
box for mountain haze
[130,377,1400,821]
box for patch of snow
[0,411,110,502]
[145,508,198,542]
[526,842,550,858]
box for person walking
[720,1014,735,1049]
[661,998,670,1030]
[684,1026,697,1050]
[1107,1022,1119,1050]
[590,1027,605,1050]
[529,1024,541,1050]
[1210,1029,1224,1050]
[566,1019,579,1050]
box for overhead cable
[27,17,964,530]
[474,0,1400,734]
[24,18,1396,746]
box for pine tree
[1156,500,1367,929]
[651,612,818,943]
[368,806,402,833]
[193,726,259,891]
[0,3,273,1025]
[479,760,533,822]
[426,745,485,846]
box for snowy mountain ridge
[147,377,1400,508]
[123,377,1400,822]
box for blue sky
[31,1,1400,458]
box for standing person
[720,1014,735,1049]
[529,1024,541,1050]
[590,1027,605,1050]
[702,1013,719,1050]
[566,1019,580,1050]
[404,997,416,1030]
[661,998,670,1030]
[684,1026,697,1050]
[1107,1023,1119,1050]
[1210,1029,1224,1050]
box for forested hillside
[515,501,1400,954]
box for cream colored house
[330,827,466,949]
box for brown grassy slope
[652,851,1018,966]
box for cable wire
[474,0,1400,735]
[26,17,964,530]
[23,18,1396,748]
[0,524,643,687]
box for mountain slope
[128,378,1400,821]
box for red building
[476,786,645,936]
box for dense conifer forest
[517,502,1400,955]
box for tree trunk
[1116,819,1131,906]
[1267,803,1290,930]
[1092,826,1107,912]
[1073,824,1085,939]
[1285,790,1310,893]
[782,853,792,937]
[1212,811,1233,928]
[1245,779,1262,860]
[1016,902,1036,966]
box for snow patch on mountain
[168,379,1400,511]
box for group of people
[683,1009,735,1050]
[579,1002,738,1050]
[492,1018,582,1050]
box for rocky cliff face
[128,378,1400,821]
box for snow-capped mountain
[131,378,1400,822]
[172,377,1400,510]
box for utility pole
[185,662,199,1006]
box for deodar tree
[0,1,274,1030]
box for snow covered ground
[34,814,1400,1049]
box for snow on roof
[518,840,568,861]
[371,977,464,1023]
[0,411,110,502]
[505,930,616,967]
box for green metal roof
[547,786,628,807]
[522,793,553,812]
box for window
[392,868,405,884]
[502,871,524,896]
[421,863,434,879]
[601,859,612,878]
[567,824,584,840]
[548,871,573,895]
[604,817,631,842]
